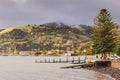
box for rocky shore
[86,67,120,80]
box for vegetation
[0,9,119,56]
[115,46,120,56]
[0,22,92,55]
[92,9,117,58]
[115,28,120,56]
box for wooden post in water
[66,57,68,63]
[48,58,50,63]
[45,59,47,63]
[53,58,55,63]
[72,57,74,63]
[59,58,61,63]
[78,57,80,63]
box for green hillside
[0,23,92,55]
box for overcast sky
[0,0,120,29]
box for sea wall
[111,60,120,69]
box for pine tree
[116,46,120,56]
[115,32,120,56]
[92,9,117,59]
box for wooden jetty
[35,57,85,64]
[61,63,94,69]
[61,60,111,69]
[35,57,112,68]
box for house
[64,50,75,56]
[19,51,35,56]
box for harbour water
[0,56,115,80]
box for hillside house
[19,51,35,56]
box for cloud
[0,0,120,29]
[11,0,28,4]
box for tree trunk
[103,53,107,59]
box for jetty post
[66,57,68,63]
[48,58,50,63]
[72,57,74,63]
[45,59,47,63]
[59,58,61,63]
[78,57,80,63]
[53,58,55,63]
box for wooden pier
[61,63,94,69]
[35,56,112,69]
[61,60,111,69]
[35,57,85,64]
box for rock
[85,67,120,80]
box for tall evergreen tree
[115,30,120,56]
[92,9,117,59]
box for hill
[0,22,93,55]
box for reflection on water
[0,56,115,80]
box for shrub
[116,46,120,56]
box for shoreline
[85,67,120,80]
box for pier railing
[35,57,85,64]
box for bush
[71,53,78,56]
[116,46,120,56]
[35,51,42,56]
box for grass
[0,25,32,35]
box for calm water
[0,56,115,80]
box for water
[0,56,115,80]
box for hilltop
[0,22,93,55]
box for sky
[0,0,120,29]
